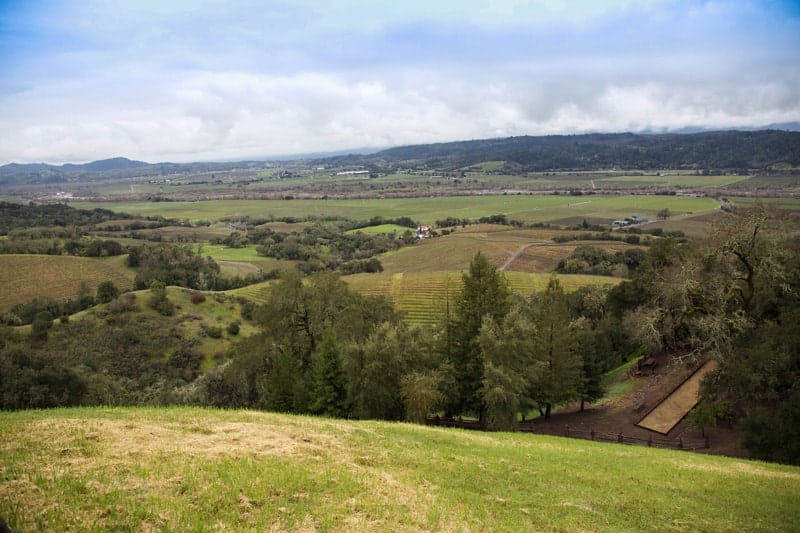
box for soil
[528,353,748,459]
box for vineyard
[0,254,135,313]
[228,271,619,325]
[344,271,620,325]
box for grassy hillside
[0,254,135,313]
[1,407,798,531]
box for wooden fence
[427,417,709,451]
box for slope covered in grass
[1,407,798,531]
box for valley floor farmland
[69,195,721,226]
[1,407,798,532]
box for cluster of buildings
[612,215,648,227]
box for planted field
[228,280,277,305]
[344,271,619,325]
[69,195,719,226]
[1,407,798,532]
[0,255,135,313]
[598,174,749,187]
[383,225,644,275]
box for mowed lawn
[1,407,798,532]
[0,255,135,313]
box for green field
[69,195,720,226]
[0,255,135,313]
[598,174,749,187]
[1,407,798,531]
[347,223,413,234]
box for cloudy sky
[1,0,798,164]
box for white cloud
[0,0,798,163]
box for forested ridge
[324,130,800,171]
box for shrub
[190,292,206,304]
[96,281,120,304]
[108,293,138,314]
[202,324,223,338]
[227,321,240,336]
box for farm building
[612,215,648,227]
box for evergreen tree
[478,306,538,430]
[309,329,348,417]
[530,276,582,418]
[450,252,511,419]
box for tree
[449,252,511,419]
[657,208,671,220]
[309,329,348,417]
[401,370,447,424]
[477,307,538,430]
[148,280,174,316]
[573,320,606,411]
[96,281,120,304]
[30,311,53,341]
[529,276,582,418]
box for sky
[0,0,799,164]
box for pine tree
[530,276,582,418]
[450,252,511,419]
[309,328,348,417]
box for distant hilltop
[1,129,799,186]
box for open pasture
[2,407,797,532]
[0,255,135,313]
[69,195,719,227]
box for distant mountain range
[1,129,798,186]
[322,129,800,172]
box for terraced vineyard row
[345,271,621,325]
[227,281,275,304]
[227,270,621,325]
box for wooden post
[565,424,570,437]
[678,437,683,449]
[648,434,653,447]
[590,429,595,441]
[617,432,623,443]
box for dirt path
[637,359,719,434]
[500,243,535,271]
